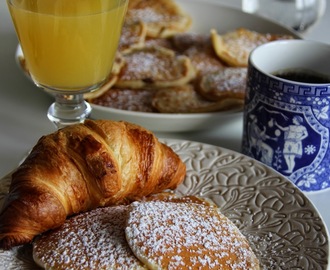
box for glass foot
[47,94,92,129]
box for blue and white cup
[242,40,330,192]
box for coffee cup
[242,39,330,192]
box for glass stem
[47,93,92,129]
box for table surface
[1,0,330,236]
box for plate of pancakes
[15,0,300,132]
[0,139,328,269]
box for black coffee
[273,69,330,84]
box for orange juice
[8,0,127,91]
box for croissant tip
[0,235,32,250]
[0,239,13,250]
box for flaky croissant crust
[0,120,186,249]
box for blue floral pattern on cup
[242,65,330,192]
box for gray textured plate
[0,139,328,269]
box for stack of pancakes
[87,0,293,113]
[33,194,260,269]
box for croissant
[0,120,186,249]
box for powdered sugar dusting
[126,201,259,270]
[120,48,184,82]
[129,7,173,23]
[33,206,146,270]
[199,67,247,99]
[219,29,270,66]
[91,88,156,112]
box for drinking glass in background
[7,0,128,128]
[242,0,326,32]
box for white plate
[90,0,300,132]
[15,0,300,133]
[0,139,328,269]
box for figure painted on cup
[275,115,308,174]
[248,114,277,166]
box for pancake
[197,67,248,101]
[125,200,260,270]
[181,45,226,76]
[125,0,192,38]
[32,195,259,269]
[89,87,156,112]
[115,46,196,89]
[171,33,226,76]
[171,32,211,52]
[152,84,243,113]
[144,192,215,206]
[118,21,148,53]
[33,205,147,270]
[211,28,294,67]
[144,37,175,50]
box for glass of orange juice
[7,0,128,128]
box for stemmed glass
[7,0,128,128]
